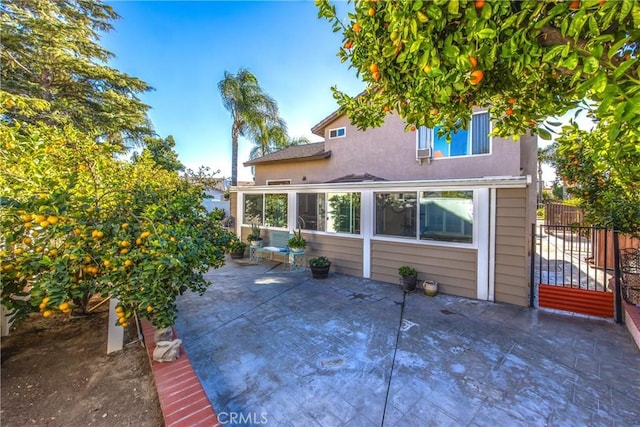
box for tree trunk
[231,124,239,186]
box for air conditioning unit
[416,148,433,159]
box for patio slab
[175,260,640,426]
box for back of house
[232,107,537,306]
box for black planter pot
[310,264,331,279]
[401,275,418,292]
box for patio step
[140,319,220,427]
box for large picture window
[327,193,360,234]
[243,193,287,228]
[375,192,417,238]
[243,194,263,225]
[419,191,473,243]
[295,192,360,234]
[418,112,490,158]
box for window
[243,194,263,225]
[417,112,490,158]
[266,179,291,185]
[419,191,473,243]
[327,193,360,234]
[375,192,418,238]
[243,193,287,227]
[297,193,326,231]
[375,190,475,244]
[329,127,346,139]
[295,192,360,234]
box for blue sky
[102,1,363,182]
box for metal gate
[531,223,614,317]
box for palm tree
[218,69,280,186]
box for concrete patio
[175,260,640,426]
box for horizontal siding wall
[303,233,363,277]
[494,188,528,306]
[371,241,477,299]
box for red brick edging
[140,319,220,427]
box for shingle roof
[243,142,331,166]
[325,173,387,183]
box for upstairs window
[329,127,346,139]
[417,112,490,158]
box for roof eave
[243,151,331,167]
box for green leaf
[561,53,579,70]
[620,0,633,22]
[613,58,636,81]
[583,56,599,74]
[476,28,496,39]
[537,128,552,140]
[426,4,443,20]
[412,0,424,11]
[592,71,608,93]
[447,0,459,15]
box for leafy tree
[134,135,184,172]
[0,97,235,329]
[218,69,281,186]
[554,124,640,235]
[0,0,153,145]
[317,0,639,232]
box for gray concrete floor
[175,260,640,426]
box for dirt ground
[1,303,163,427]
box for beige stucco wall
[254,112,527,185]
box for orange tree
[317,0,639,231]
[0,95,235,329]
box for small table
[288,250,306,272]
[249,245,263,264]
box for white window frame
[242,192,289,229]
[295,191,362,235]
[266,179,291,185]
[373,189,477,247]
[328,127,346,139]
[416,111,491,159]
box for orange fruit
[35,215,46,223]
[344,40,353,49]
[121,322,129,328]
[369,63,379,73]
[103,260,111,267]
[59,302,70,311]
[121,223,129,229]
[23,237,32,245]
[384,105,391,112]
[469,70,484,85]
[353,22,361,33]
[118,317,127,325]
[409,125,416,132]
[432,108,439,115]
[23,221,33,229]
[124,260,133,267]
[475,0,485,9]
[372,71,381,81]
[368,7,375,16]
[146,306,153,313]
[140,231,151,239]
[569,1,579,10]
[508,98,517,105]
[469,57,478,68]
[120,248,129,255]
[506,108,514,116]
[46,216,58,224]
[43,310,53,318]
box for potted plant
[309,256,331,279]
[288,229,306,253]
[422,280,438,296]
[228,238,246,259]
[247,223,263,248]
[398,265,418,292]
